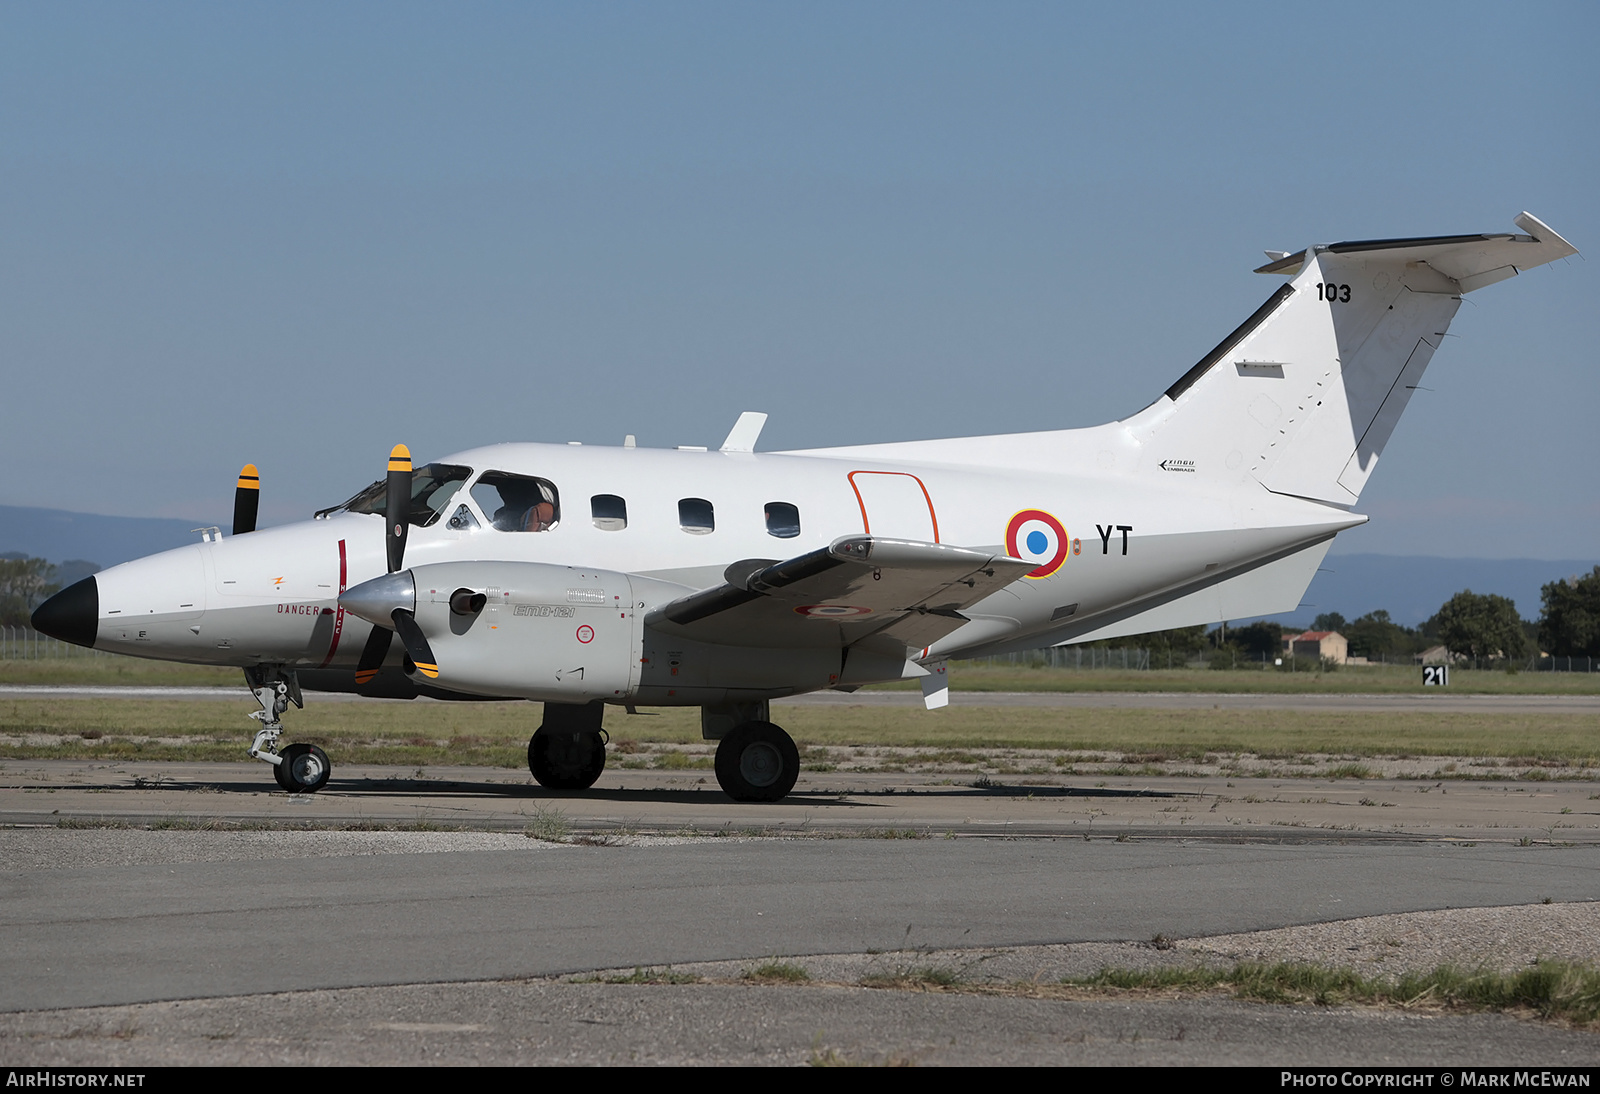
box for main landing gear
[245,665,330,793]
[525,700,802,802]
[703,701,799,803]
[528,701,608,790]
[714,721,800,803]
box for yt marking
[1096,524,1133,555]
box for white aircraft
[32,213,1576,801]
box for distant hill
[1296,553,1597,627]
[0,505,208,571]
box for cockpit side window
[326,463,473,527]
[472,472,561,532]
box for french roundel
[795,604,873,618]
[1005,509,1069,579]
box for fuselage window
[591,494,628,531]
[765,502,801,539]
[328,463,473,528]
[679,498,714,535]
[472,472,560,532]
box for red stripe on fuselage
[318,539,348,667]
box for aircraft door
[848,471,940,543]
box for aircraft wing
[646,536,1034,654]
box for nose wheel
[714,721,799,802]
[274,742,332,793]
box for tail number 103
[1317,283,1351,303]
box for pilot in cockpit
[489,478,557,532]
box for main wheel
[278,743,331,793]
[714,721,799,803]
[528,727,606,790]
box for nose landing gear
[245,666,330,793]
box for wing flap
[647,536,1032,651]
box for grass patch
[7,655,1600,695]
[861,966,964,989]
[870,663,1600,696]
[744,961,811,983]
[0,656,241,687]
[1066,960,1600,1024]
[580,967,701,985]
[655,749,713,770]
[523,805,570,843]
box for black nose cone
[31,576,99,649]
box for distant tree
[1098,625,1209,659]
[1431,590,1528,661]
[1344,610,1421,660]
[1539,566,1600,657]
[1229,620,1284,659]
[0,557,59,627]
[1311,611,1347,633]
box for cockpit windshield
[319,463,473,527]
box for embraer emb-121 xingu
[32,213,1577,801]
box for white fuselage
[90,432,1360,694]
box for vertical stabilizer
[1131,213,1575,507]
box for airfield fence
[964,645,1599,673]
[0,626,115,660]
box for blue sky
[2,2,1595,557]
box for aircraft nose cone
[31,576,99,649]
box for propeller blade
[385,444,411,573]
[232,464,260,536]
[354,625,392,686]
[390,608,439,680]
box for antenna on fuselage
[719,411,768,453]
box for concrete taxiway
[3,758,1598,843]
[3,755,1600,1064]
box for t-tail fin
[1130,213,1576,506]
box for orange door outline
[847,471,940,543]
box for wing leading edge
[646,536,1033,655]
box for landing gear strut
[528,701,607,790]
[714,721,800,803]
[245,666,330,793]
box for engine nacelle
[405,561,642,702]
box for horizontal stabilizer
[1253,212,1576,290]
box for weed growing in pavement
[744,962,811,983]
